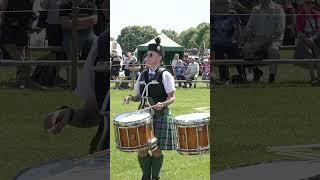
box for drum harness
[137,80,160,151]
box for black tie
[149,73,155,81]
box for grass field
[0,67,97,179]
[211,51,320,172]
[110,86,210,180]
[0,88,98,179]
[212,87,320,171]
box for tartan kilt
[153,108,177,150]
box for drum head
[113,111,151,126]
[174,112,210,125]
[14,151,109,180]
[213,160,320,180]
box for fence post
[131,79,135,90]
[71,0,79,89]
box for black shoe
[269,74,275,83]
[189,84,192,88]
[194,84,196,88]
[253,68,263,82]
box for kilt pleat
[153,108,177,150]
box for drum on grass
[212,160,320,180]
[14,150,109,180]
[113,111,157,152]
[174,112,210,154]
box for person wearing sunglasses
[124,37,176,180]
[294,0,320,85]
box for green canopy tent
[136,33,185,66]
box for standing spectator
[230,0,259,80]
[211,0,246,84]
[39,0,67,84]
[93,0,107,35]
[171,53,181,76]
[274,0,296,45]
[294,0,320,84]
[0,0,35,88]
[243,0,286,83]
[40,0,65,47]
[175,59,187,88]
[128,56,141,80]
[185,57,199,88]
[202,59,211,87]
[119,53,133,89]
[60,0,98,59]
[59,0,98,83]
[111,50,121,89]
[123,52,135,79]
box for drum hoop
[177,147,210,155]
[116,144,149,152]
[212,158,320,174]
[174,118,209,126]
[113,116,151,127]
[13,158,71,180]
[13,150,110,179]
[174,113,210,121]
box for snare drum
[113,111,157,152]
[212,160,320,180]
[174,112,210,154]
[14,150,109,180]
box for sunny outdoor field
[110,85,210,180]
[212,87,320,170]
[0,67,97,179]
[211,51,320,173]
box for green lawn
[211,50,320,173]
[211,87,320,172]
[110,88,210,180]
[0,84,97,179]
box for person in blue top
[211,0,246,84]
[175,59,187,87]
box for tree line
[115,22,210,54]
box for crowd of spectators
[110,51,210,89]
[211,0,320,85]
[0,0,107,88]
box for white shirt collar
[148,69,156,74]
[148,66,159,74]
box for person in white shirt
[185,57,200,88]
[123,37,176,180]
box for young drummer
[124,37,176,180]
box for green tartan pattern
[153,108,177,150]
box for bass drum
[212,160,320,180]
[13,150,109,180]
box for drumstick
[136,105,155,113]
[73,150,110,163]
[49,150,109,175]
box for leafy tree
[161,29,179,42]
[117,26,158,53]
